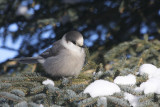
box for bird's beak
[76,41,85,48]
[79,44,86,48]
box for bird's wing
[40,40,65,58]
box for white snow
[42,79,54,86]
[138,63,160,78]
[124,92,139,107]
[83,63,160,103]
[135,77,160,94]
[135,64,160,94]
[83,80,120,98]
[114,74,136,85]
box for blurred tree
[0,0,160,62]
[1,1,160,106]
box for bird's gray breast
[42,49,85,77]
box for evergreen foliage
[0,0,160,65]
[1,0,160,106]
[1,36,160,106]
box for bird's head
[65,31,84,48]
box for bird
[13,31,86,77]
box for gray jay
[13,31,86,77]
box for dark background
[0,0,160,68]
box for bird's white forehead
[77,36,84,46]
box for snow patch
[114,74,136,85]
[124,92,139,107]
[136,64,160,94]
[42,79,54,86]
[83,80,120,98]
[138,63,159,78]
[135,77,160,94]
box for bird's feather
[12,40,65,64]
[12,57,43,64]
[40,40,66,58]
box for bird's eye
[72,41,77,45]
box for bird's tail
[12,57,44,64]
